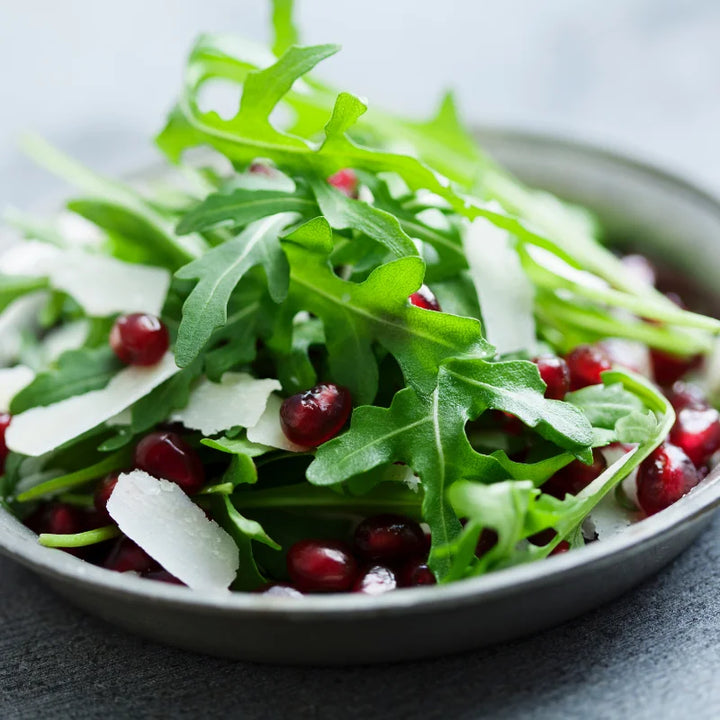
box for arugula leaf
[10,346,122,414]
[282,217,492,403]
[0,275,48,313]
[201,435,269,487]
[174,212,297,366]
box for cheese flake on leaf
[0,366,35,412]
[107,470,239,591]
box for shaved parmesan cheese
[0,365,35,412]
[463,217,536,355]
[0,241,170,316]
[0,292,47,366]
[41,320,89,362]
[171,372,281,435]
[247,394,307,452]
[6,352,179,456]
[107,470,238,591]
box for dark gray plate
[1,130,719,665]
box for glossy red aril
[0,412,10,473]
[104,537,159,574]
[409,284,442,312]
[542,449,607,499]
[621,254,656,286]
[475,528,499,558]
[533,355,570,400]
[353,565,398,595]
[257,583,303,598]
[667,382,708,412]
[636,443,700,516]
[565,344,612,390]
[550,541,571,555]
[287,539,358,593]
[93,472,120,523]
[280,383,352,447]
[669,405,720,468]
[327,168,358,198]
[133,431,205,494]
[650,349,702,386]
[398,559,436,587]
[353,514,426,563]
[26,503,84,536]
[110,313,169,366]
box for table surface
[2,2,720,717]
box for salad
[1,0,719,596]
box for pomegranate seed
[528,528,557,546]
[256,583,304,598]
[353,514,426,563]
[280,383,352,447]
[145,569,185,585]
[669,406,720,468]
[353,564,398,595]
[636,443,700,516]
[93,472,120,523]
[650,349,702,386]
[533,355,570,400]
[110,313,169,366]
[599,339,650,376]
[475,528,499,558]
[104,537,159,574]
[398,559,437,587]
[133,431,205,494]
[667,381,708,411]
[565,344,612,390]
[621,254,656,286]
[409,284,442,312]
[327,168,358,198]
[550,541,571,555]
[286,539,358,592]
[25,503,85,535]
[542,449,607,498]
[0,412,10,473]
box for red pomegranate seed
[256,583,304,598]
[27,503,85,536]
[542,449,607,498]
[621,254,656,286]
[353,514,426,563]
[669,406,720,468]
[550,541,571,555]
[528,528,557,546]
[327,168,358,198]
[398,559,437,587]
[533,355,570,400]
[287,539,358,592]
[110,313,169,366]
[409,284,442,312]
[280,383,352,447]
[0,412,10,474]
[104,537,159,574]
[565,344,612,390]
[636,443,700,516]
[650,349,702,386]
[145,569,185,585]
[475,528,499,558]
[667,381,708,411]
[353,565,398,595]
[133,431,205,494]
[93,472,120,523]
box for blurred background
[1,0,720,208]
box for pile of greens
[1,0,717,589]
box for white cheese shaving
[41,320,89,363]
[6,352,179,456]
[246,394,307,452]
[0,241,170,316]
[107,470,239,592]
[463,217,536,355]
[0,365,35,412]
[171,372,281,435]
[0,292,47,366]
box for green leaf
[0,274,48,313]
[176,187,317,235]
[38,525,120,548]
[283,217,492,402]
[271,0,299,56]
[174,212,296,366]
[201,435,269,487]
[10,346,122,414]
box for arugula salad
[1,1,719,595]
